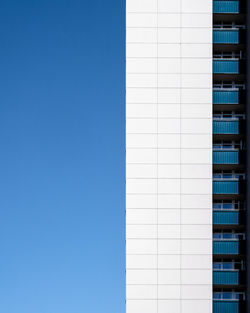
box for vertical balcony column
[246,0,250,309]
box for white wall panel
[181,149,212,164]
[181,225,212,239]
[158,74,181,87]
[127,74,157,88]
[157,118,181,134]
[127,300,157,313]
[126,0,157,12]
[127,164,157,178]
[126,209,157,224]
[126,88,157,104]
[126,194,157,208]
[158,285,181,299]
[127,43,157,58]
[126,58,157,73]
[181,285,212,299]
[158,164,181,178]
[126,134,157,148]
[158,255,181,269]
[158,44,181,57]
[126,255,157,269]
[182,14,212,27]
[181,164,212,179]
[158,14,181,27]
[181,104,212,118]
[158,0,181,12]
[158,134,181,148]
[158,59,181,73]
[182,301,212,313]
[181,44,212,57]
[158,194,181,208]
[127,13,157,27]
[181,29,212,43]
[127,269,157,284]
[158,210,181,224]
[181,74,212,88]
[181,194,212,209]
[181,134,212,149]
[182,0,212,12]
[181,255,212,269]
[126,225,157,239]
[158,269,181,284]
[126,239,157,254]
[158,300,181,313]
[126,148,157,163]
[126,0,212,311]
[126,103,157,118]
[127,285,157,299]
[126,118,157,133]
[158,225,181,238]
[126,28,157,43]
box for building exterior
[126,0,248,313]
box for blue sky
[0,1,125,312]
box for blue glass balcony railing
[213,120,239,134]
[213,90,239,104]
[213,59,239,74]
[213,211,239,224]
[213,150,239,164]
[213,301,239,313]
[213,270,239,285]
[213,30,239,44]
[213,1,239,13]
[213,181,239,194]
[213,240,239,254]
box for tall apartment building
[126,0,249,313]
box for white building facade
[126,0,213,312]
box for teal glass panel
[213,151,239,164]
[213,241,239,254]
[213,121,239,134]
[213,181,238,194]
[213,271,239,285]
[213,30,239,44]
[213,1,239,13]
[213,211,239,225]
[213,60,239,74]
[213,90,238,104]
[213,301,238,313]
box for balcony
[213,120,239,134]
[213,1,239,13]
[213,301,239,313]
[213,270,239,285]
[213,29,239,44]
[213,150,239,164]
[213,59,239,74]
[213,210,239,225]
[213,180,239,194]
[213,90,238,104]
[213,240,239,254]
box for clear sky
[0,1,125,312]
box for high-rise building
[126,0,248,313]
